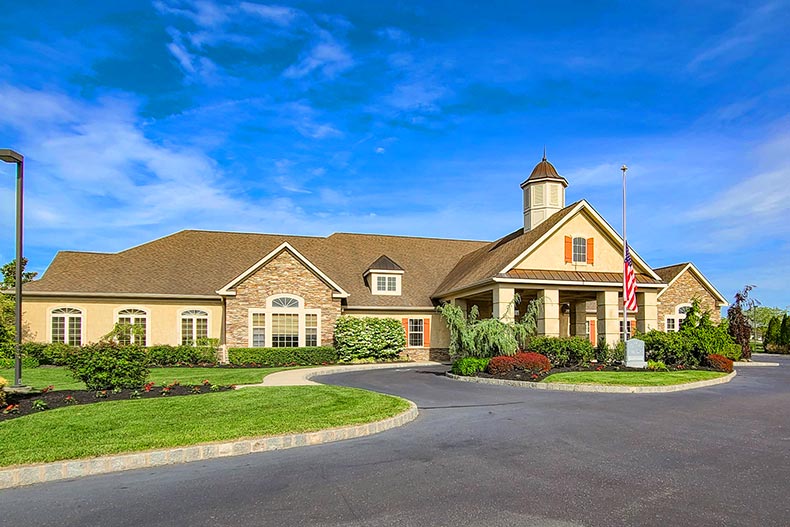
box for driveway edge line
[0,401,418,490]
[446,370,736,393]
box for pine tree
[765,316,780,347]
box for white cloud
[376,27,411,45]
[238,2,298,26]
[283,30,354,79]
[375,147,385,154]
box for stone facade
[224,250,342,347]
[657,268,722,329]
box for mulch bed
[1,383,233,422]
[472,363,720,383]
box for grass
[0,386,410,467]
[0,366,296,391]
[542,370,727,386]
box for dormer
[364,255,404,296]
[521,151,568,232]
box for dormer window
[365,255,404,296]
[572,237,587,263]
[376,276,398,292]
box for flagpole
[622,164,628,344]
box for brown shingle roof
[653,263,689,283]
[24,230,487,308]
[521,156,568,187]
[432,202,581,297]
[500,269,663,285]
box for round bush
[512,351,551,372]
[706,353,733,373]
[64,342,150,390]
[487,355,517,375]
[451,357,490,376]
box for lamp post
[0,149,24,387]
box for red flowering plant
[64,395,78,405]
[190,385,202,394]
[3,404,19,414]
[161,385,172,396]
[41,385,55,394]
[143,381,156,392]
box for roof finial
[542,145,547,161]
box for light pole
[0,149,24,387]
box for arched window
[271,296,300,308]
[181,309,209,346]
[51,307,82,346]
[117,308,148,346]
[572,237,587,263]
[665,304,692,333]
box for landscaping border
[446,370,736,393]
[0,401,417,490]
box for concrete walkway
[244,361,443,387]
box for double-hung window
[572,237,587,263]
[51,307,82,346]
[181,310,209,345]
[117,308,147,346]
[408,318,424,347]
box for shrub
[0,356,39,369]
[527,337,595,367]
[451,357,490,376]
[512,351,551,372]
[0,376,6,407]
[334,316,406,362]
[146,345,218,366]
[228,346,338,367]
[707,353,734,373]
[486,355,517,375]
[646,360,668,371]
[719,343,742,361]
[642,330,698,366]
[64,342,149,390]
[0,342,74,365]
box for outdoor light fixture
[0,148,25,387]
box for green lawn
[0,386,410,467]
[0,366,295,391]
[542,370,727,386]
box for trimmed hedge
[146,345,218,366]
[334,316,406,362]
[451,357,490,376]
[228,346,338,367]
[527,337,595,367]
[0,342,75,366]
[0,356,39,369]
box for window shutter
[423,318,431,348]
[587,238,594,265]
[401,318,409,342]
[564,236,572,263]
[589,320,596,345]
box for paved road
[2,357,789,527]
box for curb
[0,401,418,490]
[446,370,737,393]
[243,361,441,387]
[734,361,779,367]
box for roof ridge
[328,232,489,243]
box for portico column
[493,286,516,323]
[636,291,658,334]
[571,301,587,338]
[537,289,560,337]
[597,290,620,347]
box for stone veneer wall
[224,250,342,347]
[657,269,722,328]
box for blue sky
[0,1,788,308]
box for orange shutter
[564,236,572,263]
[589,320,596,345]
[587,238,594,264]
[402,318,409,345]
[423,318,431,348]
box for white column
[597,290,620,347]
[537,289,560,337]
[493,286,516,323]
[636,291,658,334]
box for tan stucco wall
[22,297,223,346]
[515,209,652,275]
[657,269,722,328]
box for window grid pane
[252,313,266,347]
[386,276,397,291]
[181,319,194,345]
[195,318,208,340]
[272,313,298,348]
[376,276,386,291]
[572,237,587,263]
[408,319,424,347]
[52,316,65,344]
[68,317,82,346]
[305,314,318,347]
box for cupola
[521,150,568,232]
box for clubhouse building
[20,156,728,361]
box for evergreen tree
[781,314,790,348]
[765,316,780,347]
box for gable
[232,250,336,299]
[511,207,655,276]
[657,264,728,306]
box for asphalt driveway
[1,356,789,527]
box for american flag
[624,244,638,312]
